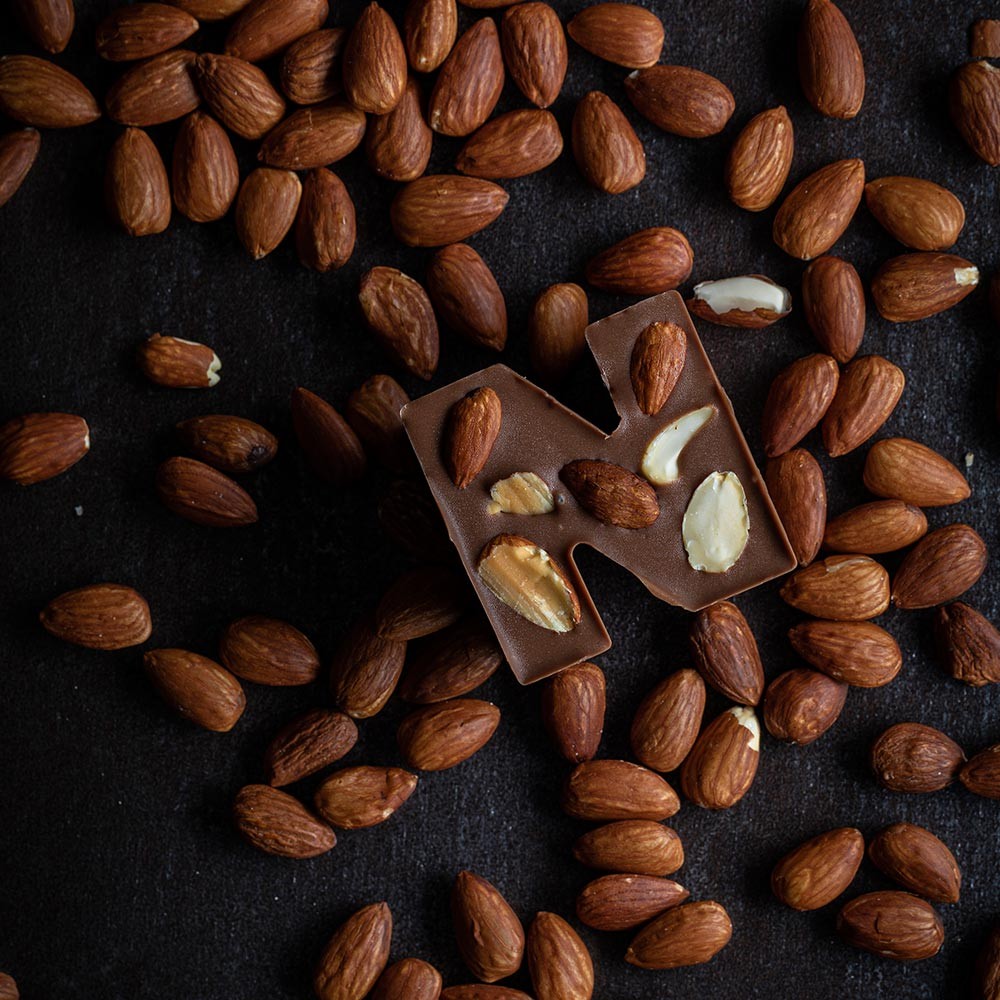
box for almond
[824,500,927,555]
[426,243,507,350]
[172,111,239,223]
[40,583,151,650]
[892,524,987,610]
[313,765,417,828]
[577,875,688,931]
[934,602,1000,687]
[376,566,468,641]
[789,619,902,688]
[765,449,826,566]
[541,661,605,763]
[975,926,1000,1000]
[441,988,532,1000]
[176,414,277,474]
[560,459,659,528]
[429,18,504,136]
[456,108,562,179]
[572,91,645,194]
[171,0,253,19]
[0,55,99,128]
[280,28,345,104]
[0,127,40,208]
[154,456,259,527]
[760,353,839,457]
[837,892,944,961]
[225,0,329,63]
[572,819,684,877]
[801,255,865,362]
[724,106,794,211]
[501,3,566,108]
[680,706,760,810]
[625,900,732,970]
[371,959,442,1000]
[345,374,413,473]
[585,226,693,295]
[219,616,319,686]
[797,0,865,119]
[865,176,965,251]
[137,333,220,388]
[869,823,961,904]
[358,267,440,379]
[863,437,970,507]
[329,614,406,718]
[365,75,432,182]
[143,648,246,732]
[763,667,848,745]
[196,54,286,140]
[404,0,457,73]
[0,412,89,485]
[971,20,1000,58]
[378,478,452,562]
[295,167,356,272]
[772,158,865,260]
[291,385,367,484]
[625,65,735,137]
[629,320,686,416]
[687,274,792,329]
[566,3,663,68]
[444,386,502,488]
[342,2,407,113]
[949,61,1000,166]
[689,601,764,705]
[105,127,170,237]
[871,252,979,321]
[822,354,905,457]
[528,282,588,384]
[12,0,74,53]
[398,616,503,702]
[780,555,890,620]
[961,744,1000,799]
[0,971,16,1000]
[105,50,199,126]
[452,871,524,982]
[630,669,705,773]
[562,759,680,821]
[233,784,335,858]
[397,698,500,770]
[390,175,509,247]
[235,167,301,259]
[526,912,593,1000]
[314,902,392,1000]
[259,101,366,170]
[263,708,358,785]
[96,3,198,61]
[871,722,965,793]
[771,827,864,911]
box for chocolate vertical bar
[401,291,796,684]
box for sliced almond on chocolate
[682,471,749,573]
[640,406,714,486]
[687,275,791,329]
[487,471,554,515]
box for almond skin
[456,108,562,179]
[390,175,509,247]
[529,282,588,384]
[892,524,987,610]
[871,252,979,321]
[765,449,826,566]
[0,55,100,127]
[314,902,392,1000]
[541,661,606,763]
[40,583,152,650]
[572,91,645,194]
[625,900,732,970]
[577,875,688,932]
[961,745,1000,799]
[501,3,566,108]
[566,3,663,69]
[291,386,367,484]
[771,827,864,911]
[971,20,1000,59]
[329,614,407,719]
[526,912,593,1000]
[398,699,501,771]
[763,667,848,745]
[760,353,839,458]
[869,823,961,904]
[144,648,246,732]
[154,456,259,527]
[789,620,902,688]
[235,167,301,259]
[233,784,336,858]
[429,18,505,136]
[572,820,684,877]
[585,226,693,295]
[365,74,432,182]
[865,176,965,251]
[772,158,865,260]
[105,50,200,126]
[630,669,705,773]
[280,28,345,104]
[258,100,366,170]
[689,601,764,705]
[295,167,356,272]
[313,765,417,828]
[625,65,735,138]
[562,759,679,822]
[725,106,794,211]
[219,616,320,686]
[398,616,502,702]
[780,555,890,621]
[426,243,507,349]
[0,127,40,208]
[375,566,468,641]
[171,0,253,19]
[975,926,1000,1000]
[441,988,532,1000]
[345,375,413,473]
[871,722,965,793]
[680,706,760,810]
[96,3,199,61]
[12,0,74,53]
[801,255,865,362]
[444,386,502,489]
[0,412,89,485]
[823,500,928,555]
[949,60,1000,166]
[105,127,171,237]
[196,54,286,140]
[404,0,457,73]
[863,437,970,507]
[359,267,440,379]
[371,959,442,1000]
[630,320,686,416]
[225,0,329,63]
[263,708,359,785]
[137,333,220,388]
[0,971,16,1000]
[934,602,1000,687]
[798,0,865,119]
[560,459,659,529]
[176,414,277,474]
[837,892,944,961]
[452,871,524,982]
[822,354,905,457]
[342,2,407,113]
[172,111,239,223]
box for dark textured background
[1,0,998,997]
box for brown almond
[625,64,734,137]
[772,158,865,260]
[625,900,732,970]
[398,616,502,703]
[892,524,987,610]
[572,820,684,877]
[427,243,507,350]
[405,0,457,73]
[863,437,970,507]
[105,126,171,238]
[170,0,253,19]
[105,50,199,126]
[441,988,532,1000]
[40,583,151,650]
[629,320,686,417]
[871,722,965,793]
[172,112,239,223]
[378,478,452,562]
[330,614,407,718]
[371,958,442,1000]
[233,784,335,858]
[0,55,99,128]
[456,108,562,180]
[801,255,865,362]
[225,0,329,63]
[869,823,961,904]
[429,18,504,136]
[541,661,605,763]
[765,449,826,566]
[281,28,345,104]
[865,176,965,251]
[264,708,359,785]
[771,827,864,911]
[259,101,366,170]
[365,75,432,182]
[577,875,688,932]
[376,566,468,641]
[0,971,16,1000]
[219,616,319,685]
[501,3,566,108]
[780,555,889,620]
[341,2,407,113]
[934,602,1000,687]
[572,91,645,194]
[391,174,509,246]
[176,414,277,474]
[291,386,367,484]
[586,226,694,296]
[871,252,979,321]
[313,765,417,828]
[444,386,502,489]
[680,706,760,810]
[196,54,286,140]
[689,601,764,706]
[961,744,1000,799]
[137,333,220,388]
[789,619,902,687]
[398,698,500,770]
[975,925,1000,1000]
[566,3,663,68]
[526,912,593,1000]
[344,374,413,473]
[949,61,1000,166]
[528,282,588,384]
[763,667,848,745]
[629,669,705,773]
[837,891,944,961]
[0,412,89,485]
[971,19,1000,58]
[154,456,258,527]
[452,871,524,982]
[12,0,74,53]
[0,127,40,208]
[725,106,794,212]
[760,353,839,457]
[295,167,356,272]
[314,902,392,1000]
[560,459,659,529]
[824,499,927,555]
[143,648,246,732]
[96,3,198,61]
[358,266,440,379]
[798,0,865,119]
[822,354,905,457]
[235,167,301,259]
[563,759,679,822]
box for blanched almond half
[682,471,749,573]
[487,472,554,515]
[641,406,715,486]
[687,275,791,329]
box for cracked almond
[871,252,979,321]
[488,471,554,515]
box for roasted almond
[345,374,413,473]
[763,667,848,745]
[280,28,345,104]
[105,50,199,126]
[176,414,277,474]
[625,900,732,970]
[541,661,606,763]
[960,744,1000,799]
[196,53,286,140]
[390,174,509,247]
[295,167,356,272]
[263,708,359,785]
[452,871,524,982]
[429,18,504,136]
[824,499,927,555]
[971,19,1000,58]
[172,111,239,223]
[233,783,335,858]
[0,127,40,208]
[526,912,593,1000]
[630,320,686,416]
[365,75,432,182]
[789,619,902,688]
[398,616,502,702]
[235,167,301,259]
[96,3,198,61]
[797,0,865,119]
[528,282,588,384]
[801,255,865,362]
[259,100,366,170]
[427,243,507,350]
[869,823,961,904]
[837,891,944,961]
[765,449,826,566]
[934,602,1000,687]
[40,583,151,650]
[371,958,442,1000]
[871,722,965,793]
[376,566,468,641]
[560,459,659,529]
[975,925,1000,1000]
[562,759,680,821]
[0,55,99,128]
[865,176,965,251]
[780,555,890,620]
[219,615,320,685]
[398,698,501,770]
[686,274,791,329]
[892,524,987,610]
[577,874,688,932]
[871,252,979,321]
[444,386,502,488]
[0,412,89,485]
[567,3,663,68]
[949,61,1000,166]
[137,333,220,388]
[822,354,905,457]
[225,0,329,63]
[314,902,392,1000]
[680,706,760,810]
[689,601,764,706]
[863,437,970,506]
[154,456,258,527]
[0,971,16,1000]
[456,108,562,180]
[501,2,567,108]
[291,386,367,484]
[404,0,457,73]
[12,0,74,53]
[771,827,864,911]
[572,819,684,877]
[313,765,417,828]
[170,0,254,19]
[105,127,171,237]
[143,648,246,732]
[724,106,794,212]
[329,614,407,718]
[342,2,407,114]
[572,91,645,195]
[630,668,705,773]
[760,353,839,457]
[625,65,735,137]
[441,988,532,1000]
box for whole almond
[397,616,502,703]
[789,620,902,688]
[456,108,562,179]
[975,926,1000,1000]
[344,374,413,473]
[560,459,659,529]
[760,353,839,457]
[772,158,865,260]
[798,0,865,119]
[871,252,979,321]
[371,958,442,1000]
[365,75,432,182]
[259,101,366,170]
[0,412,89,485]
[572,820,684,877]
[358,266,439,379]
[765,449,826,566]
[295,167,356,272]
[225,0,329,63]
[541,661,606,763]
[444,386,502,489]
[625,65,735,137]
[426,243,507,350]
[562,759,680,821]
[398,698,500,770]
[137,333,220,388]
[429,18,504,136]
[0,128,40,208]
[871,722,965,793]
[585,226,693,295]
[281,28,345,104]
[314,902,392,1000]
[404,0,457,73]
[155,456,258,527]
[172,112,239,223]
[196,54,286,140]
[630,669,705,773]
[501,3,566,108]
[863,437,970,506]
[40,583,151,650]
[96,4,198,61]
[105,127,170,237]
[176,414,277,474]
[824,500,927,555]
[625,900,732,970]
[780,555,890,620]
[869,823,961,904]
[892,524,987,610]
[680,706,760,810]
[949,61,1000,166]
[934,602,1000,687]
[233,784,335,858]
[291,386,367,484]
[376,566,467,641]
[529,282,588,384]
[961,744,1000,799]
[837,892,944,961]
[144,648,246,732]
[572,91,645,194]
[264,708,359,785]
[763,668,848,745]
[771,827,864,911]
[391,175,509,247]
[630,320,686,416]
[801,255,865,362]
[12,0,74,52]
[577,875,688,932]
[527,912,593,1000]
[822,354,905,457]
[235,167,301,259]
[566,3,663,68]
[379,478,452,562]
[170,0,253,19]
[725,106,794,212]
[342,2,407,113]
[865,176,965,251]
[689,601,764,706]
[105,50,199,126]
[313,765,417,828]
[219,617,319,686]
[452,871,524,982]
[0,55,99,127]
[329,614,407,718]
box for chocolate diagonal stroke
[402,291,796,684]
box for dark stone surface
[1,1,997,997]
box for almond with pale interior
[780,555,890,620]
[687,275,791,328]
[771,827,864,911]
[641,406,714,487]
[682,471,749,573]
[487,472,554,515]
[863,437,970,507]
[724,106,794,212]
[137,334,220,388]
[871,252,979,321]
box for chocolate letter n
[402,291,795,683]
